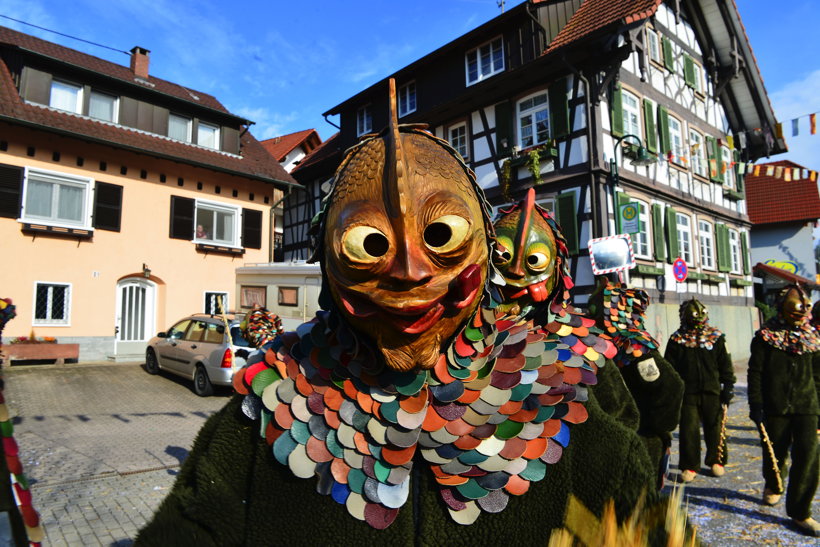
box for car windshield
[230,326,251,348]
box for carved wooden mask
[780,285,809,328]
[680,298,708,329]
[322,82,488,372]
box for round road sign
[673,258,688,282]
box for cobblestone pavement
[4,362,229,546]
[3,361,819,546]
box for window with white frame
[356,105,373,136]
[698,220,715,270]
[728,228,741,273]
[466,37,504,85]
[675,213,693,264]
[669,115,684,166]
[197,122,220,150]
[632,200,651,259]
[49,80,82,114]
[89,90,118,122]
[204,291,228,314]
[398,82,416,117]
[621,90,642,141]
[721,146,734,188]
[692,63,704,94]
[647,29,662,64]
[517,91,550,148]
[690,130,707,178]
[449,123,468,159]
[22,167,92,228]
[169,113,192,142]
[195,200,240,247]
[33,282,70,325]
[536,197,555,217]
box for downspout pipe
[323,114,341,130]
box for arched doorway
[115,278,156,359]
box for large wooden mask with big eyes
[681,299,708,328]
[323,134,488,372]
[781,287,809,328]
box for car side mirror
[156,332,167,338]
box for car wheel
[145,349,160,375]
[193,365,214,397]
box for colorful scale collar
[234,301,615,529]
[758,317,820,355]
[669,323,723,350]
[600,284,658,367]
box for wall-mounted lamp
[609,133,657,185]
[142,263,151,278]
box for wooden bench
[3,343,80,365]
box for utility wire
[0,14,130,55]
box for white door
[115,278,156,358]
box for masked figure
[664,299,735,483]
[748,284,820,537]
[588,280,683,489]
[137,82,676,545]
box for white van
[235,261,322,331]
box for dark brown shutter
[0,164,23,219]
[242,208,263,249]
[21,67,52,105]
[494,101,513,156]
[549,77,570,138]
[93,182,123,231]
[169,196,195,239]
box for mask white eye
[424,215,470,253]
[526,243,552,272]
[494,236,514,266]
[342,226,389,263]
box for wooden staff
[716,403,728,463]
[758,421,784,494]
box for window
[647,29,662,64]
[356,105,372,136]
[398,82,416,117]
[728,228,741,273]
[698,220,715,270]
[167,319,191,340]
[169,114,192,142]
[621,90,642,140]
[195,200,240,247]
[240,286,267,308]
[33,282,70,325]
[197,122,220,150]
[22,167,92,228]
[466,37,504,85]
[89,91,118,122]
[278,287,299,307]
[204,291,228,314]
[449,123,468,159]
[517,91,550,148]
[684,55,704,93]
[675,213,693,264]
[721,146,734,189]
[668,116,684,166]
[49,80,82,113]
[633,200,651,259]
[690,130,707,178]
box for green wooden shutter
[740,231,750,274]
[549,77,570,138]
[616,192,630,233]
[611,84,624,137]
[495,101,513,157]
[734,149,745,192]
[662,36,675,72]
[716,223,730,272]
[657,105,671,155]
[665,206,678,263]
[652,204,666,262]
[556,192,579,256]
[683,54,697,90]
[642,99,657,153]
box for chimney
[130,46,150,79]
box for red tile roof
[261,129,321,162]
[745,160,820,225]
[291,132,341,176]
[546,0,662,54]
[0,26,296,187]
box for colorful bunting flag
[812,171,818,182]
[775,166,783,178]
[803,169,810,179]
[727,135,734,149]
[775,123,783,139]
[792,119,800,137]
[785,169,792,182]
[766,165,774,176]
[754,165,761,176]
[737,163,746,175]
[793,167,801,180]
[812,113,817,135]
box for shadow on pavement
[164,445,189,475]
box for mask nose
[388,236,434,288]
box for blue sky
[1,0,818,169]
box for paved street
[2,360,819,546]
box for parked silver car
[145,313,250,396]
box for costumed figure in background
[664,298,735,483]
[811,299,820,328]
[239,305,284,349]
[137,82,691,545]
[588,279,684,490]
[747,284,820,537]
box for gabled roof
[753,262,819,290]
[291,132,342,179]
[745,160,820,225]
[261,129,322,162]
[0,26,297,188]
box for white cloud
[770,69,820,170]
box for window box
[5,343,79,365]
[729,278,753,287]
[686,271,708,281]
[723,188,745,200]
[22,223,92,238]
[705,274,724,284]
[195,243,244,256]
[633,264,665,276]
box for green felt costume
[664,303,735,472]
[589,357,640,432]
[748,327,820,521]
[136,391,657,546]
